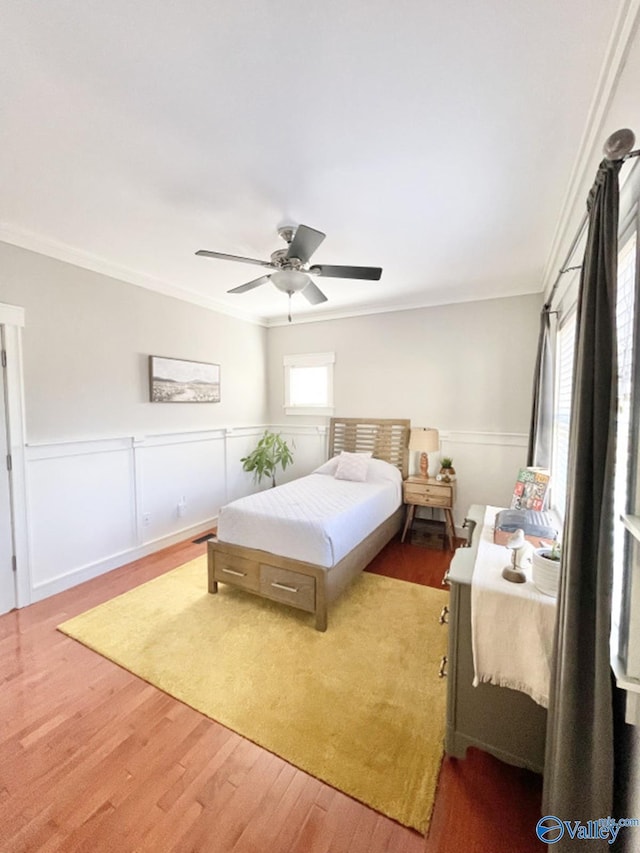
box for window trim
[615,207,640,693]
[613,224,638,654]
[550,306,577,519]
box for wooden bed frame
[208,417,411,630]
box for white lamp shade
[409,428,440,453]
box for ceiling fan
[196,223,382,321]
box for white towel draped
[470,506,556,708]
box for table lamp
[409,428,440,478]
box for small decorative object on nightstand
[501,528,527,583]
[438,457,456,482]
[401,475,456,549]
[408,428,440,478]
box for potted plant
[532,540,561,597]
[439,457,456,481]
[241,430,294,487]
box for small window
[284,352,335,415]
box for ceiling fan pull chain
[288,292,292,323]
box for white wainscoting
[22,424,525,604]
[25,427,258,601]
[27,437,136,594]
[265,424,329,485]
[403,430,528,533]
[439,430,529,527]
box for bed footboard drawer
[260,566,316,613]
[214,554,260,591]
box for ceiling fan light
[271,270,309,293]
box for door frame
[0,302,30,608]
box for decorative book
[510,468,550,512]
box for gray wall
[267,293,542,513]
[0,241,540,445]
[267,293,542,433]
[0,242,268,442]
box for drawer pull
[439,605,449,625]
[222,568,246,578]
[271,581,299,594]
[439,655,448,678]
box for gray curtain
[527,305,553,469]
[542,158,622,849]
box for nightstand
[401,476,456,549]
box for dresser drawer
[260,566,316,613]
[404,483,452,505]
[214,553,260,591]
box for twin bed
[208,417,410,630]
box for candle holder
[502,528,527,583]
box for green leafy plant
[547,540,562,561]
[241,431,294,487]
[441,457,454,469]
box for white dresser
[443,504,548,773]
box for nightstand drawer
[409,493,452,508]
[214,554,260,591]
[404,483,453,504]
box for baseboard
[29,517,218,603]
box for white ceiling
[0,0,625,325]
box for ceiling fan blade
[227,275,271,294]
[301,280,328,305]
[286,224,326,264]
[196,250,273,269]
[309,264,382,281]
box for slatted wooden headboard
[328,417,411,479]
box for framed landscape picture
[149,356,221,403]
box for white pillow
[312,457,340,476]
[365,457,402,485]
[334,451,371,482]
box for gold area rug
[58,557,448,832]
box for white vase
[532,548,560,597]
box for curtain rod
[545,137,640,310]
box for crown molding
[541,0,640,296]
[1,221,542,328]
[265,284,543,327]
[0,224,268,327]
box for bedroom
[2,1,640,850]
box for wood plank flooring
[0,534,542,852]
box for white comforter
[217,464,402,568]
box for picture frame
[149,355,221,403]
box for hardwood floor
[0,534,542,852]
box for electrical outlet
[142,512,151,526]
[177,497,187,518]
